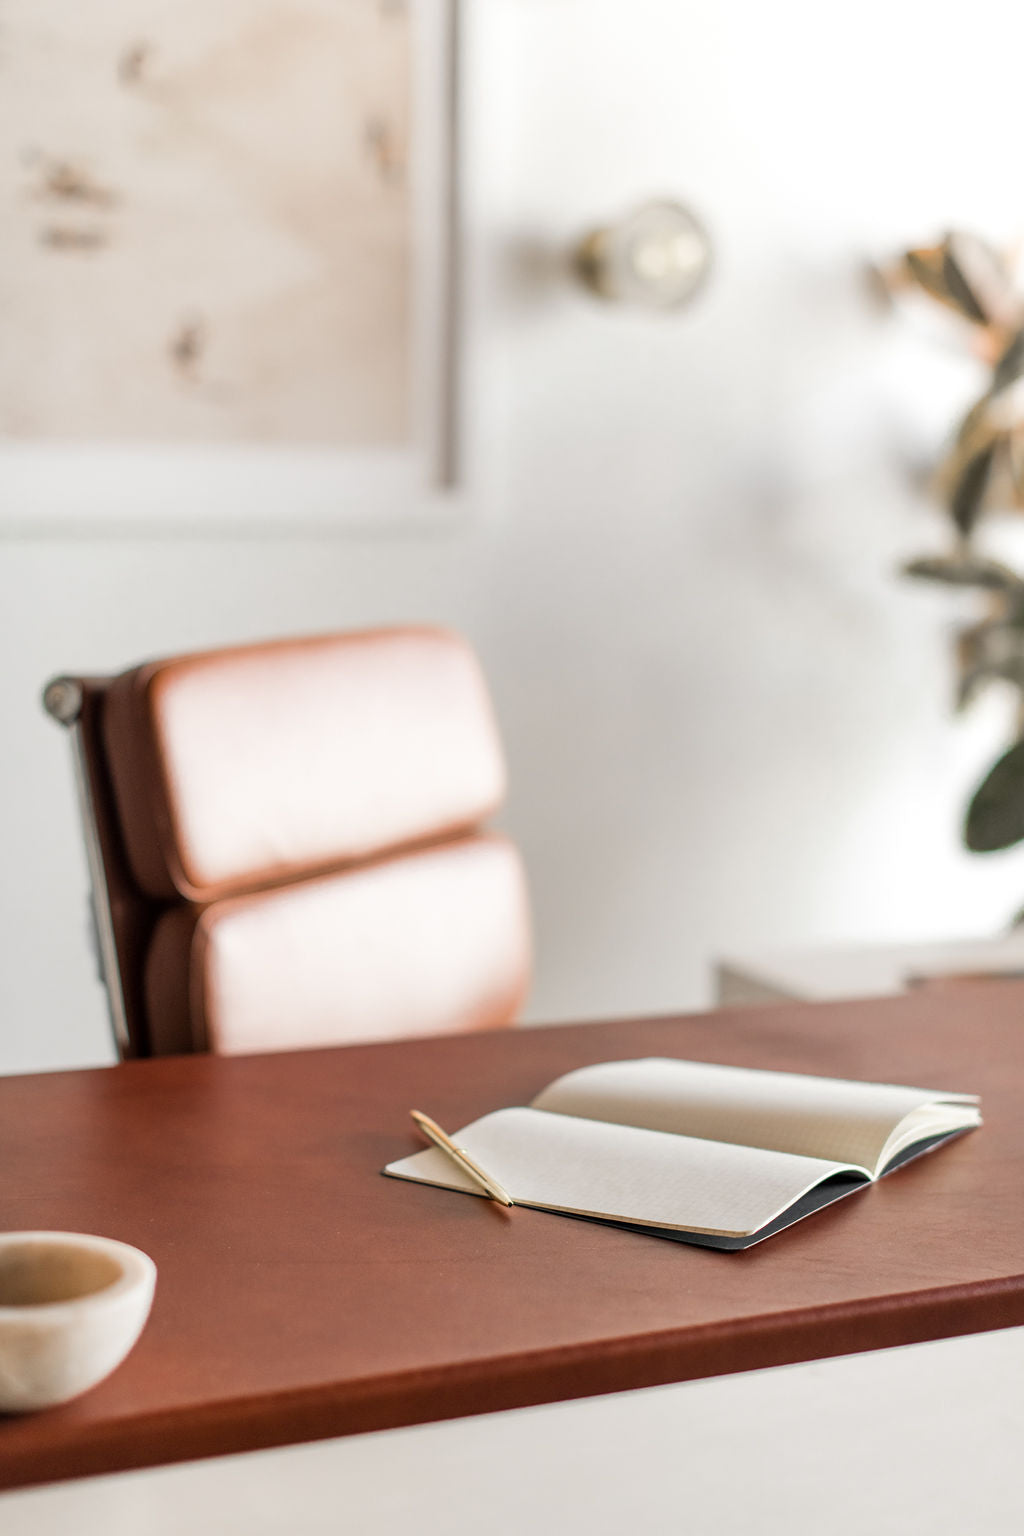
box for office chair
[44,628,531,1059]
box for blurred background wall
[4,0,1024,1073]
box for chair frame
[44,676,156,1059]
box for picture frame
[0,0,461,534]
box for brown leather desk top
[2,986,1023,1491]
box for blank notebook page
[532,1058,978,1173]
[386,1107,861,1238]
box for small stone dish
[0,1231,157,1412]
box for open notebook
[384,1057,981,1249]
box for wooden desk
[2,986,1023,1491]
[6,1328,1024,1535]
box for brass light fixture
[574,200,712,311]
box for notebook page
[877,1101,981,1171]
[531,1058,979,1174]
[384,1107,865,1238]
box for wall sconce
[573,200,712,311]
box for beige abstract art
[0,0,412,445]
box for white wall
[5,0,1024,1074]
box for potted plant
[886,231,1024,861]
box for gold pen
[410,1110,515,1208]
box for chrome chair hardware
[42,676,84,726]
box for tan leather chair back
[45,629,531,1058]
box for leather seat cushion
[143,834,531,1055]
[101,628,507,901]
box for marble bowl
[0,1232,157,1412]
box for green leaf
[965,737,1024,851]
[950,394,996,456]
[941,244,989,324]
[993,328,1024,393]
[945,232,1019,330]
[904,248,953,305]
[903,554,1022,591]
[950,442,997,536]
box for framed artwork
[0,0,458,530]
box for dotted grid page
[384,1108,863,1239]
[531,1059,980,1176]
